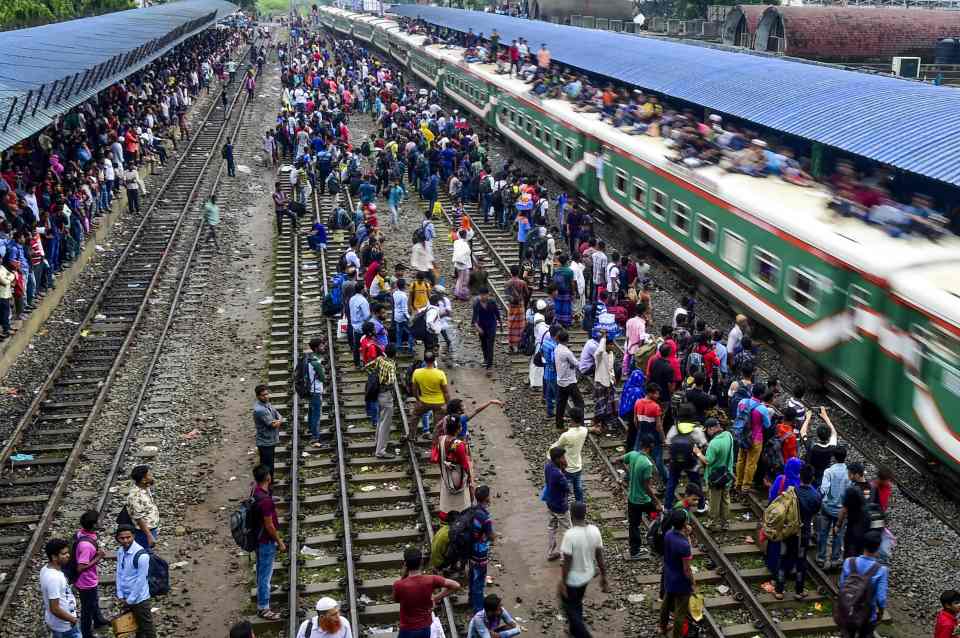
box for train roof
[330,8,960,324]
[889,261,960,330]
[385,5,960,189]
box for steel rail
[313,200,361,638]
[0,43,255,624]
[94,52,258,517]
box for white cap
[709,114,722,122]
[536,299,546,310]
[751,138,767,148]
[315,597,339,612]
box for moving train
[318,8,960,476]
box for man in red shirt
[934,590,960,638]
[632,383,667,482]
[393,547,460,638]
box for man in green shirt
[694,418,734,530]
[614,434,661,559]
[203,194,220,251]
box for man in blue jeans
[469,486,496,613]
[252,464,285,622]
[304,337,326,448]
[817,446,850,568]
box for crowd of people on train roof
[397,15,956,240]
[0,24,255,342]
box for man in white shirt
[605,252,621,299]
[553,331,584,432]
[40,538,79,637]
[727,314,748,356]
[559,502,607,638]
[549,407,588,503]
[392,280,414,353]
[569,254,586,320]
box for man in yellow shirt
[410,351,450,438]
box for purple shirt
[74,530,99,589]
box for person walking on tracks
[366,343,398,459]
[203,195,220,251]
[549,407,589,504]
[393,547,460,638]
[836,530,888,638]
[694,417,734,530]
[115,524,156,638]
[222,139,236,178]
[253,384,283,475]
[614,434,661,559]
[296,597,350,638]
[544,446,571,561]
[558,502,608,638]
[410,351,449,438]
[471,287,502,371]
[660,509,694,638]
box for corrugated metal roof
[388,5,960,186]
[0,0,238,151]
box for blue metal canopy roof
[0,0,237,151]
[388,5,960,187]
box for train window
[722,230,746,270]
[751,247,781,291]
[614,169,627,196]
[535,125,542,141]
[526,119,533,135]
[671,201,691,235]
[554,135,562,153]
[695,215,717,251]
[631,178,646,209]
[509,109,515,125]
[544,130,552,147]
[650,189,667,221]
[565,142,574,162]
[786,268,821,316]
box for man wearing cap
[295,597,351,638]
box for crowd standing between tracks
[256,23,934,638]
[0,24,250,341]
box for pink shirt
[625,317,647,353]
[74,531,99,589]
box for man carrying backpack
[303,337,326,449]
[467,486,496,613]
[614,434,661,559]
[775,464,821,601]
[733,383,771,495]
[664,405,706,509]
[694,418,734,530]
[836,531,887,638]
[115,524,156,638]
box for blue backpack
[618,370,647,421]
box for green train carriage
[325,8,960,474]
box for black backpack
[669,434,695,471]
[293,353,314,398]
[409,308,429,341]
[230,492,266,552]
[62,535,97,585]
[520,323,536,356]
[116,505,133,526]
[444,506,479,566]
[833,558,882,630]
[131,549,170,597]
[762,432,787,477]
[646,515,669,555]
[221,144,228,159]
[412,222,428,245]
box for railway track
[256,143,460,636]
[425,189,856,637]
[0,45,255,622]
